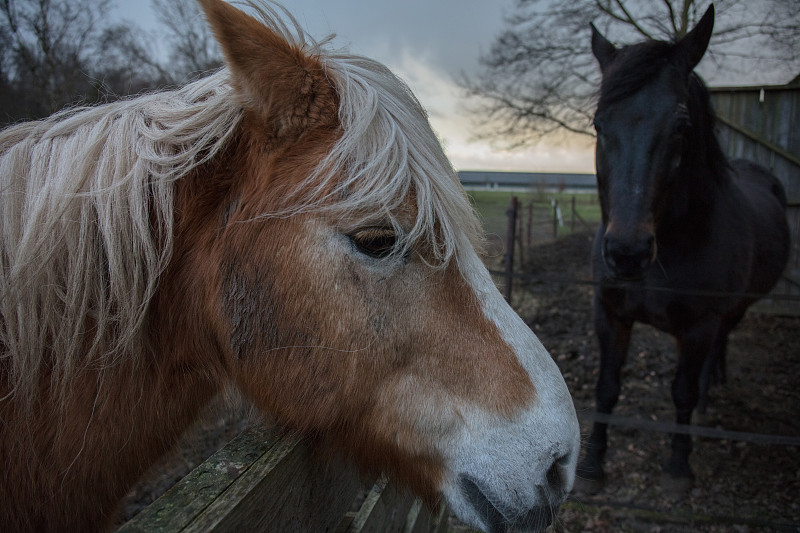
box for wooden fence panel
[117,425,362,532]
[118,425,448,533]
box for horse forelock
[597,40,674,108]
[265,53,484,267]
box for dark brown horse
[577,4,790,493]
[0,1,579,531]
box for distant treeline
[0,0,222,127]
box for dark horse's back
[729,158,790,299]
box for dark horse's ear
[591,23,617,73]
[675,4,715,72]
[198,0,338,139]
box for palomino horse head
[591,5,715,280]
[0,1,578,531]
[194,2,579,529]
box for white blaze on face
[442,246,580,532]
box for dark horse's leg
[697,327,729,415]
[575,296,632,493]
[664,319,719,488]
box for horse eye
[673,117,692,134]
[674,105,691,134]
[349,227,397,259]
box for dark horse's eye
[674,104,692,134]
[349,227,397,259]
[673,115,692,135]
[674,118,692,135]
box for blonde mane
[0,0,482,404]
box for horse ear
[676,4,714,71]
[591,23,617,73]
[198,0,338,138]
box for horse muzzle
[441,400,579,533]
[603,232,656,280]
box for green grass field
[466,189,602,239]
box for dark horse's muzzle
[603,232,656,280]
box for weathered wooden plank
[183,434,364,532]
[117,425,366,533]
[117,425,278,532]
[404,499,424,533]
[342,477,451,533]
[345,477,415,533]
[435,503,451,533]
[345,477,388,532]
[362,482,414,533]
[715,115,800,168]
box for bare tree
[460,0,800,147]
[151,0,222,83]
[0,0,224,125]
[764,0,800,66]
[92,24,173,97]
[0,0,113,118]
[0,23,15,114]
[0,0,168,122]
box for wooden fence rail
[117,425,448,533]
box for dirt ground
[507,231,800,533]
[121,231,799,532]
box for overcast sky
[111,1,795,173]
[112,0,596,173]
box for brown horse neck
[0,345,222,531]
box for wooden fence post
[516,199,526,268]
[552,199,558,238]
[571,196,576,232]
[526,201,533,249]
[504,196,518,303]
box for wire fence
[499,194,800,306]
[496,194,800,529]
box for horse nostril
[460,474,557,532]
[603,234,653,279]
[546,459,562,490]
[639,235,656,268]
[545,452,570,493]
[458,475,507,531]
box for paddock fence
[499,191,800,311]
[500,195,595,302]
[117,425,448,533]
